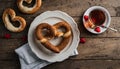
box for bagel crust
[17,0,42,14]
[2,8,26,32]
[35,23,56,42]
[35,22,72,53]
[53,22,71,38]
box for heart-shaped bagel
[35,22,72,53]
[2,8,26,32]
[17,0,42,14]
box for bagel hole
[23,0,35,7]
[57,27,66,33]
[8,15,20,27]
[50,37,63,46]
[42,29,53,40]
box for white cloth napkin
[15,43,78,69]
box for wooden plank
[0,0,120,38]
[0,39,26,60]
[1,59,120,69]
[73,38,120,60]
[0,60,20,69]
[43,60,120,69]
[0,0,119,16]
[0,0,120,69]
[0,17,120,38]
[0,38,120,60]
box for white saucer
[83,6,111,34]
[28,11,80,62]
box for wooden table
[0,0,120,69]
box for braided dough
[17,0,42,14]
[2,8,26,32]
[35,22,72,53]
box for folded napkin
[15,43,78,69]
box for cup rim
[83,6,111,34]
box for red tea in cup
[90,10,106,26]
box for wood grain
[0,0,120,17]
[0,17,120,38]
[1,59,120,69]
[0,0,120,69]
[0,60,20,69]
[0,38,120,60]
[0,39,26,60]
[42,60,120,69]
[0,0,120,38]
[74,38,120,59]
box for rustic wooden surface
[0,0,120,69]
